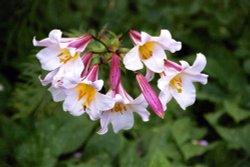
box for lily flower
[123,29,181,73]
[97,83,150,134]
[34,30,92,89]
[136,73,164,118]
[157,53,208,110]
[53,52,93,89]
[33,29,92,71]
[61,64,115,118]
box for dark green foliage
[1,0,250,166]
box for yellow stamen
[111,103,127,113]
[77,83,96,107]
[170,74,183,93]
[139,42,156,59]
[57,48,78,64]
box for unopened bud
[109,54,121,91]
[129,30,141,45]
[136,73,164,118]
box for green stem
[91,51,108,54]
[119,29,129,41]
[91,35,111,52]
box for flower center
[170,74,182,93]
[139,42,155,59]
[57,48,78,64]
[111,103,127,112]
[77,83,96,107]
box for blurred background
[1,0,250,166]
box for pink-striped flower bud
[68,34,92,52]
[109,54,121,91]
[81,52,93,77]
[164,59,182,71]
[85,64,99,82]
[136,73,164,118]
[129,30,141,45]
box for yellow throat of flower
[111,103,127,113]
[77,83,96,107]
[170,74,183,93]
[139,42,156,59]
[57,48,78,64]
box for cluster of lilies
[33,29,208,134]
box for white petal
[114,94,125,104]
[82,79,103,92]
[33,30,62,47]
[39,69,58,86]
[185,53,207,74]
[135,109,150,122]
[157,77,169,91]
[171,76,196,110]
[63,92,85,116]
[142,45,166,73]
[36,47,62,71]
[189,74,208,85]
[180,60,190,69]
[128,95,150,122]
[33,37,56,47]
[140,31,152,44]
[131,94,147,108]
[92,80,104,91]
[51,67,65,88]
[86,107,100,120]
[123,46,143,71]
[160,29,172,38]
[110,111,134,133]
[159,91,172,111]
[48,29,62,42]
[48,86,66,102]
[67,48,77,56]
[97,111,111,135]
[155,29,182,53]
[56,57,84,89]
[157,70,178,91]
[116,83,133,103]
[93,92,115,111]
[145,68,155,82]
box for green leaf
[15,113,95,167]
[83,131,123,160]
[171,118,207,146]
[243,59,250,75]
[120,141,143,167]
[70,154,112,167]
[224,100,250,123]
[181,143,208,160]
[148,150,172,167]
[206,112,250,154]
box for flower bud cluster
[33,29,208,134]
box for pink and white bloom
[40,52,93,102]
[61,65,115,118]
[33,29,92,71]
[123,29,182,73]
[97,83,150,134]
[34,30,92,88]
[157,53,208,110]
